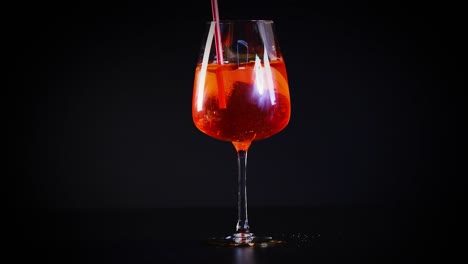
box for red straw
[211,0,224,65]
[211,0,226,109]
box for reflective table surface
[10,206,449,263]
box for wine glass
[192,20,291,247]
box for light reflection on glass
[233,248,256,264]
[196,22,216,112]
[252,50,276,106]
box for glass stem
[236,150,250,233]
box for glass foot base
[207,232,286,247]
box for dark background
[9,0,462,212]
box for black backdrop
[9,0,462,211]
